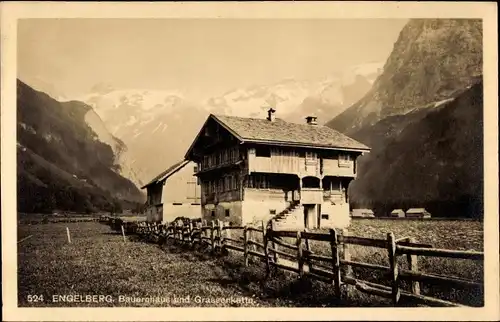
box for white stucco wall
[202,202,243,225]
[320,202,351,229]
[241,199,289,225]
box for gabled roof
[391,209,405,213]
[185,114,370,159]
[141,160,190,189]
[352,208,374,213]
[406,208,429,213]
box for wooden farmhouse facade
[184,109,370,229]
[141,160,201,223]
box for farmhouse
[141,160,201,223]
[351,208,375,218]
[184,108,370,229]
[406,208,431,218]
[390,209,405,217]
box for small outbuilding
[141,160,201,223]
[351,208,375,218]
[406,208,431,218]
[390,209,405,218]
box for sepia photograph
[1,1,498,321]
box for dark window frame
[255,146,271,158]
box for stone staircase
[274,200,300,222]
[270,201,302,230]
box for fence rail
[103,217,483,308]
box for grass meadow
[17,218,483,307]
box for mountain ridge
[349,80,483,218]
[326,19,482,135]
[323,18,484,218]
[17,80,144,214]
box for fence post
[218,220,224,253]
[243,226,249,266]
[187,221,193,245]
[248,228,255,264]
[304,228,312,271]
[225,222,231,243]
[210,221,215,253]
[387,232,400,305]
[183,222,187,244]
[66,227,71,244]
[296,231,304,277]
[121,224,126,242]
[261,220,271,278]
[270,220,279,267]
[342,228,352,277]
[198,221,203,246]
[215,219,221,251]
[202,220,207,247]
[330,229,341,299]
[406,237,421,295]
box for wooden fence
[113,219,483,308]
[18,217,101,225]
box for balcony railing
[300,188,323,204]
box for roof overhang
[140,160,190,189]
[184,114,245,161]
[184,114,370,160]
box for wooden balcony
[248,153,356,177]
[300,188,323,204]
[323,190,345,204]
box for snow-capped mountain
[83,108,146,187]
[75,62,383,184]
[205,62,383,123]
[78,87,209,185]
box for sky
[17,18,408,99]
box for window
[338,154,352,167]
[230,147,238,162]
[255,146,271,157]
[193,165,198,173]
[231,176,237,190]
[339,154,350,161]
[321,214,329,220]
[269,209,276,215]
[211,210,215,217]
[173,203,183,206]
[306,151,317,161]
[225,209,230,217]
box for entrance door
[303,204,317,229]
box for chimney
[305,116,318,125]
[267,107,276,122]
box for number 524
[27,295,44,302]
